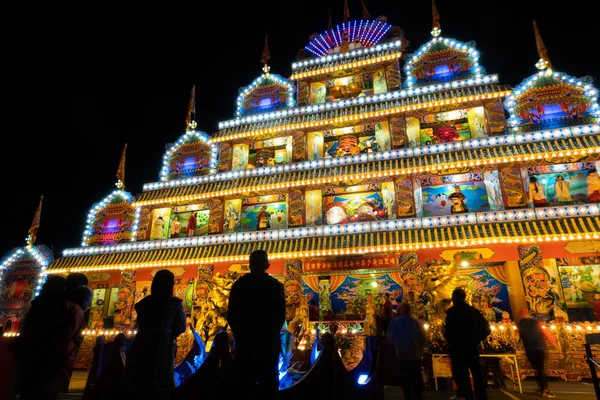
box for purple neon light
[304,19,393,57]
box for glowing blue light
[357,374,369,385]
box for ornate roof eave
[212,83,510,142]
[48,216,600,273]
[133,134,600,207]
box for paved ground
[59,370,598,399]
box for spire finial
[533,21,552,71]
[115,143,127,189]
[26,195,43,246]
[343,0,350,23]
[431,0,441,37]
[261,34,271,74]
[361,0,371,19]
[185,86,197,131]
[328,7,333,30]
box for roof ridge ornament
[431,0,441,37]
[185,85,197,131]
[115,143,127,190]
[533,20,552,72]
[261,34,271,75]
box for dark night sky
[2,0,597,258]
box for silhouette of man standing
[228,250,286,400]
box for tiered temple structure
[3,1,600,381]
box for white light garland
[234,72,296,119]
[218,74,498,129]
[0,246,53,298]
[292,39,403,71]
[159,130,218,182]
[142,122,599,192]
[505,70,600,129]
[61,203,599,258]
[403,36,483,88]
[81,190,134,247]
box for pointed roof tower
[185,85,197,131]
[115,143,127,189]
[504,21,599,131]
[431,0,441,37]
[261,34,271,74]
[533,20,552,71]
[26,195,43,246]
[361,0,371,19]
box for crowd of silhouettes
[10,272,92,399]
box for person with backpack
[444,288,491,400]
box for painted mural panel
[381,181,396,220]
[483,170,505,211]
[323,191,387,225]
[307,131,324,161]
[231,144,249,171]
[241,202,288,231]
[305,190,323,226]
[421,181,488,216]
[518,245,567,321]
[223,199,242,233]
[527,169,590,206]
[330,274,402,315]
[558,265,600,308]
[458,268,512,321]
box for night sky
[3,0,597,258]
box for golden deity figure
[364,292,377,336]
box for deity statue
[288,295,309,335]
[363,292,377,336]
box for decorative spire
[115,143,127,189]
[533,21,552,71]
[26,195,43,246]
[261,34,271,74]
[431,0,441,37]
[343,0,350,23]
[361,0,371,19]
[185,85,197,131]
[328,7,333,30]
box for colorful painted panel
[483,171,505,211]
[458,268,512,322]
[372,69,388,95]
[558,265,600,308]
[149,204,210,239]
[381,181,396,220]
[223,199,242,233]
[527,169,590,205]
[208,198,223,234]
[518,245,567,321]
[240,201,288,231]
[323,191,387,225]
[322,121,390,156]
[288,190,304,227]
[421,182,488,216]
[231,144,249,171]
[305,190,323,226]
[307,131,324,160]
[394,176,415,217]
[330,274,402,315]
[86,194,136,246]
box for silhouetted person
[382,292,393,335]
[13,274,67,399]
[517,309,557,398]
[387,302,426,400]
[227,250,286,400]
[17,282,92,399]
[126,269,186,399]
[66,272,89,295]
[308,300,320,321]
[445,288,491,400]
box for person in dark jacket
[126,269,187,399]
[308,300,320,321]
[387,302,426,400]
[16,282,92,400]
[444,288,491,400]
[227,250,286,400]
